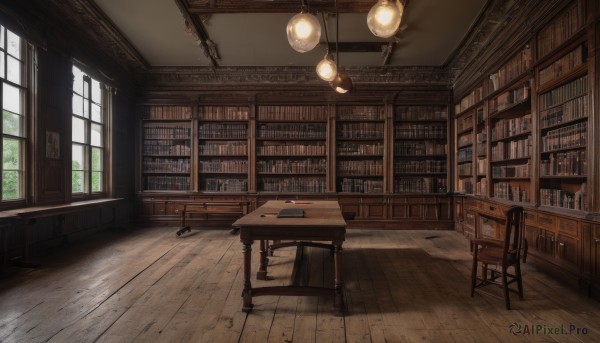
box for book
[277,208,305,218]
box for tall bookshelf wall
[393,105,448,194]
[141,105,192,191]
[335,105,385,193]
[256,105,328,193]
[453,0,591,213]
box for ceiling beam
[322,42,387,53]
[185,1,375,14]
[174,0,220,67]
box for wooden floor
[0,227,599,343]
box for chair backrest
[503,206,524,264]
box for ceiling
[91,0,487,69]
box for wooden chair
[470,205,527,309]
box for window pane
[3,83,21,114]
[72,94,83,116]
[91,123,102,147]
[72,171,85,193]
[0,26,4,48]
[0,52,4,79]
[72,117,87,143]
[91,79,101,103]
[6,29,20,59]
[7,56,21,85]
[72,144,86,171]
[92,147,103,171]
[3,138,20,169]
[91,171,102,192]
[2,170,21,200]
[72,66,84,95]
[83,78,89,99]
[3,110,22,136]
[83,98,89,118]
[91,103,102,123]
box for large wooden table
[232,200,347,315]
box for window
[1,25,26,201]
[71,65,107,195]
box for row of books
[456,85,484,114]
[394,106,448,121]
[338,123,385,139]
[393,177,447,193]
[475,178,487,196]
[199,106,249,121]
[199,142,247,155]
[539,75,587,111]
[199,123,247,139]
[491,137,531,161]
[394,160,446,173]
[539,44,585,86]
[340,179,383,193]
[143,141,190,156]
[477,158,487,176]
[458,147,473,163]
[458,163,473,176]
[491,114,532,141]
[394,141,447,156]
[144,175,190,191]
[492,163,530,178]
[257,143,326,156]
[395,124,447,139]
[476,131,487,144]
[258,105,328,122]
[541,121,586,152]
[539,94,587,129]
[458,178,474,194]
[199,160,248,173]
[258,123,326,139]
[489,46,532,91]
[476,107,486,125]
[144,126,191,139]
[337,160,383,176]
[143,158,190,173]
[143,106,191,120]
[257,158,326,174]
[337,106,385,121]
[456,112,474,132]
[260,177,326,193]
[540,150,586,176]
[458,133,472,148]
[493,182,529,202]
[202,178,248,192]
[489,84,529,114]
[540,184,587,211]
[477,142,486,157]
[337,142,384,156]
[537,0,585,58]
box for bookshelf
[454,84,483,195]
[198,106,249,192]
[336,105,385,193]
[256,105,328,193]
[141,105,192,191]
[474,106,487,196]
[393,105,448,194]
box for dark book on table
[277,208,305,218]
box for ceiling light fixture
[286,1,321,53]
[316,13,337,82]
[329,1,352,93]
[367,0,404,38]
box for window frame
[0,23,29,209]
[71,63,110,200]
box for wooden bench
[175,201,250,236]
[5,198,122,267]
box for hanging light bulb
[367,0,403,38]
[330,72,353,94]
[316,53,337,81]
[286,11,321,53]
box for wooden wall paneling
[591,14,599,213]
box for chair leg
[471,249,478,297]
[502,266,511,310]
[515,263,524,299]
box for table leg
[242,242,254,312]
[333,244,345,315]
[257,239,270,280]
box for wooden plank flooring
[0,226,599,342]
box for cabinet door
[593,225,600,278]
[525,226,541,254]
[555,233,579,269]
